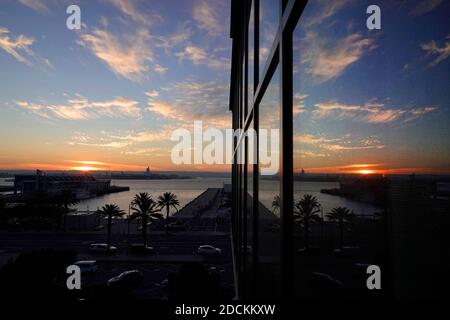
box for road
[0,231,235,299]
[0,232,232,260]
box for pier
[173,188,229,232]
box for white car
[89,243,117,254]
[74,260,98,273]
[107,270,143,288]
[197,245,222,255]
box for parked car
[333,246,361,257]
[308,272,344,295]
[129,243,156,255]
[89,243,117,254]
[74,260,98,273]
[297,246,322,256]
[168,222,186,232]
[107,270,143,288]
[197,245,222,255]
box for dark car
[107,270,143,288]
[129,243,156,255]
[333,246,361,257]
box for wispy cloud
[16,95,141,120]
[145,90,159,98]
[293,93,308,115]
[304,0,353,26]
[18,0,49,13]
[421,36,450,67]
[175,45,230,70]
[0,26,50,67]
[312,100,437,124]
[104,0,160,25]
[67,127,174,158]
[294,133,385,156]
[78,27,165,80]
[154,22,194,51]
[301,32,376,82]
[175,45,207,64]
[147,81,230,127]
[410,0,444,16]
[193,0,223,36]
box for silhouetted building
[388,176,449,299]
[14,170,110,198]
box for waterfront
[77,177,231,215]
[1,176,379,217]
[76,177,379,218]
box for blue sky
[0,0,231,171]
[0,0,449,174]
[290,0,450,174]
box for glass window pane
[248,1,255,108]
[257,66,280,298]
[293,0,450,299]
[244,119,255,292]
[259,0,279,75]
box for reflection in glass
[259,0,279,75]
[292,0,450,299]
[257,66,281,298]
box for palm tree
[157,192,180,235]
[0,196,6,213]
[29,191,52,231]
[58,190,79,232]
[0,196,7,226]
[98,204,125,249]
[271,195,281,214]
[131,192,162,246]
[326,207,354,249]
[294,194,322,249]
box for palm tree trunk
[63,205,68,233]
[107,215,112,248]
[304,218,309,249]
[142,215,147,246]
[165,205,169,236]
[339,218,344,249]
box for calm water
[1,177,378,217]
[77,177,231,214]
[260,180,379,218]
[77,177,378,217]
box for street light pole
[320,204,324,248]
[127,203,131,253]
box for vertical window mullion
[252,0,260,282]
[279,0,294,300]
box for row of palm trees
[272,194,355,249]
[97,192,180,248]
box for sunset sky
[0,0,449,174]
[291,0,450,175]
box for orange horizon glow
[71,166,98,171]
[0,161,231,173]
[356,169,375,175]
[0,162,449,175]
[295,163,450,175]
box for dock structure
[172,188,230,232]
[174,188,222,219]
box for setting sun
[72,166,97,171]
[357,169,375,175]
